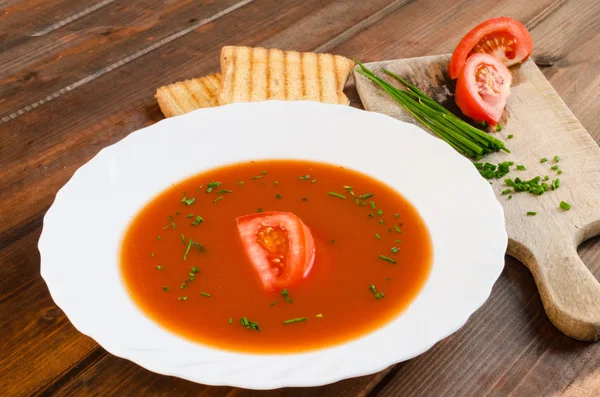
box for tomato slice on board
[236,211,316,291]
[448,17,533,79]
[454,52,512,126]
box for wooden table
[1,1,599,395]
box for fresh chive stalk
[355,61,509,159]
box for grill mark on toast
[316,54,323,102]
[248,47,254,101]
[300,52,306,98]
[283,51,288,100]
[266,49,271,100]
[333,55,342,104]
[229,49,237,104]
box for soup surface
[121,160,432,353]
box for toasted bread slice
[218,46,354,106]
[155,73,221,117]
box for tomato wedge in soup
[236,211,315,291]
[449,17,533,79]
[454,52,512,126]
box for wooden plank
[0,0,246,115]
[0,0,111,45]
[0,272,99,396]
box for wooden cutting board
[354,55,600,342]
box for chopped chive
[496,124,502,132]
[369,284,377,293]
[240,317,261,331]
[375,233,381,240]
[377,210,384,216]
[385,277,392,281]
[178,296,188,301]
[261,171,268,175]
[516,165,526,171]
[375,292,385,300]
[507,134,514,139]
[213,196,224,203]
[229,318,232,325]
[362,200,367,206]
[554,156,560,162]
[191,241,204,251]
[187,213,194,218]
[283,317,307,325]
[180,233,185,243]
[257,208,263,213]
[390,247,399,253]
[250,175,263,180]
[557,170,563,175]
[191,216,203,226]
[200,292,211,297]
[156,265,162,270]
[527,211,537,216]
[395,213,400,219]
[395,239,402,243]
[311,179,317,183]
[274,181,279,187]
[151,252,155,257]
[162,286,169,291]
[275,193,282,199]
[316,313,323,318]
[560,201,571,211]
[355,198,360,205]
[191,266,199,274]
[183,198,195,206]
[551,165,559,170]
[394,225,402,233]
[368,213,375,218]
[281,289,293,303]
[237,181,244,186]
[370,201,376,210]
[269,301,277,306]
[157,236,161,240]
[544,175,550,180]
[379,219,384,225]
[502,189,511,195]
[508,195,512,200]
[180,282,187,289]
[181,192,187,203]
[301,197,308,202]
[298,174,311,180]
[216,189,232,194]
[379,255,397,264]
[343,185,353,191]
[168,215,174,221]
[162,223,171,230]
[360,193,373,200]
[183,239,193,261]
[540,158,548,163]
[328,192,346,199]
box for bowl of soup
[39,101,507,389]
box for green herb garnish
[237,181,244,186]
[156,265,162,270]
[257,208,263,213]
[282,288,293,303]
[183,239,193,261]
[269,301,277,306]
[375,292,385,300]
[390,247,399,253]
[360,193,373,200]
[283,317,307,325]
[301,197,308,202]
[162,286,169,291]
[200,292,211,297]
[229,318,232,325]
[516,165,526,171]
[311,179,317,183]
[328,192,346,199]
[502,189,511,195]
[496,124,502,132]
[157,236,161,240]
[560,201,571,210]
[508,134,514,139]
[240,317,261,331]
[554,156,560,162]
[316,314,323,318]
[206,181,222,193]
[540,158,548,163]
[191,216,204,226]
[213,196,224,203]
[187,213,194,218]
[183,198,195,206]
[274,181,279,187]
[379,255,397,264]
[275,194,282,199]
[394,225,402,233]
[178,296,188,301]
[250,175,263,180]
[355,62,510,159]
[527,211,537,216]
[216,189,232,194]
[375,233,381,240]
[551,165,559,171]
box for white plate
[39,101,507,389]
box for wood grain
[1,0,600,395]
[355,55,600,341]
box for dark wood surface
[1,1,599,395]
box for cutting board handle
[516,236,600,341]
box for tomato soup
[121,160,432,353]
